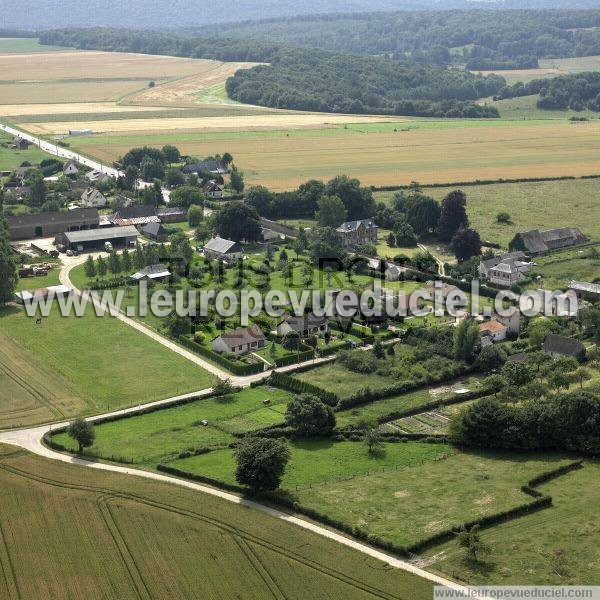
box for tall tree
[451,227,481,261]
[453,318,480,362]
[230,167,245,193]
[84,255,96,279]
[0,214,18,304]
[308,227,347,265]
[67,418,95,453]
[27,173,46,208]
[315,194,346,227]
[161,144,180,165]
[214,201,261,242]
[438,190,469,242]
[285,394,336,437]
[235,437,290,491]
[325,175,375,220]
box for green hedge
[336,364,475,410]
[268,371,338,406]
[178,335,264,376]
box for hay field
[375,178,600,247]
[67,119,600,191]
[0,102,184,116]
[124,61,262,107]
[0,50,257,106]
[0,329,82,429]
[0,445,432,599]
[23,113,405,135]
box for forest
[497,71,600,111]
[39,29,504,118]
[198,10,600,69]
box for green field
[335,376,484,428]
[172,442,575,549]
[52,386,292,464]
[0,303,215,415]
[0,38,66,54]
[66,118,600,191]
[540,54,600,74]
[15,269,61,292]
[533,245,600,289]
[294,347,464,398]
[493,95,600,120]
[375,178,600,248]
[0,132,53,170]
[0,444,432,599]
[427,460,600,585]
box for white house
[80,188,107,208]
[478,320,508,343]
[130,263,171,282]
[211,325,266,356]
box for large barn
[6,208,100,240]
[55,226,139,251]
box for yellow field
[23,113,405,135]
[0,50,260,107]
[67,120,600,190]
[0,102,186,116]
[125,61,262,107]
[0,445,432,599]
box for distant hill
[5,0,600,31]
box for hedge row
[157,457,582,560]
[336,363,475,410]
[274,348,315,367]
[178,335,264,376]
[371,174,600,193]
[268,371,338,406]
[86,276,137,290]
[329,319,375,343]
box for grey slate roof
[204,237,242,255]
[517,228,587,253]
[141,222,167,238]
[280,312,327,329]
[131,263,171,280]
[543,334,585,357]
[336,219,377,233]
[214,325,265,348]
[6,208,98,228]
[62,225,139,244]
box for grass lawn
[294,346,463,397]
[0,38,66,53]
[492,95,600,120]
[335,375,484,428]
[533,245,600,289]
[425,459,600,585]
[0,136,53,170]
[0,444,433,599]
[0,303,215,413]
[15,269,62,292]
[173,442,575,549]
[52,386,292,465]
[375,178,600,247]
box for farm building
[141,222,168,242]
[6,208,100,240]
[14,285,72,305]
[212,325,266,356]
[510,227,588,254]
[86,169,111,182]
[543,334,585,359]
[157,207,187,223]
[111,205,159,227]
[569,281,600,303]
[56,226,139,251]
[203,237,243,261]
[182,160,227,175]
[130,264,171,282]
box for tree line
[192,9,600,69]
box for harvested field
[66,119,600,191]
[0,330,81,429]
[23,113,405,135]
[0,102,184,116]
[470,67,564,84]
[124,61,262,107]
[0,445,432,599]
